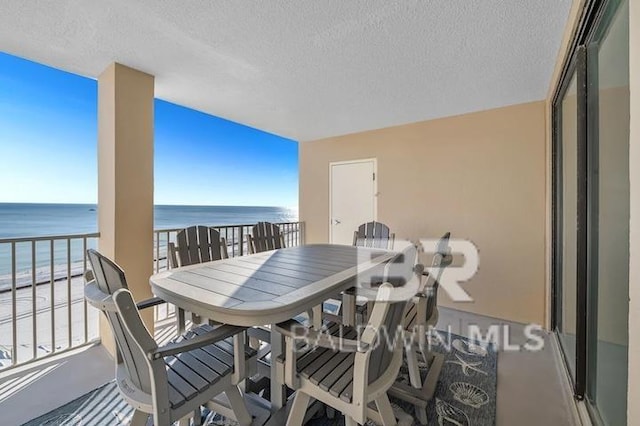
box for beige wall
[300,101,547,325]
[628,0,639,422]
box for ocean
[0,203,298,288]
[0,203,298,238]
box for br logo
[419,238,478,302]
[355,239,479,303]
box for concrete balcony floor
[0,308,579,426]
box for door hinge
[373,173,376,181]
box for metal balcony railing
[0,233,100,370]
[0,221,304,371]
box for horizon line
[0,201,298,209]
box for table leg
[233,332,246,389]
[312,305,323,329]
[270,325,286,412]
[342,292,356,327]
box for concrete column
[97,63,155,356]
[628,0,639,423]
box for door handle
[332,219,341,225]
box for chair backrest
[366,244,418,384]
[171,225,228,268]
[422,232,452,319]
[86,249,160,395]
[420,232,452,291]
[249,222,285,253]
[353,221,395,249]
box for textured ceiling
[0,0,572,141]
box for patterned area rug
[23,333,497,426]
[307,331,497,426]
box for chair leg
[345,415,360,426]
[177,308,186,334]
[286,391,311,426]
[129,410,148,426]
[225,385,252,426]
[415,406,428,425]
[312,305,323,329]
[375,394,397,426]
[193,408,203,426]
[326,406,336,419]
[406,346,423,389]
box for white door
[330,159,376,244]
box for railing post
[31,240,36,360]
[11,242,17,366]
[51,239,56,352]
[67,238,72,349]
[83,237,88,343]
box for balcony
[0,222,575,426]
[0,1,637,425]
[0,219,576,426]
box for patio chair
[275,245,419,426]
[353,221,395,249]
[168,225,229,268]
[168,226,229,329]
[246,221,285,254]
[85,249,256,426]
[389,232,452,425]
[244,221,286,367]
[325,221,396,325]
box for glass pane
[557,72,578,380]
[589,1,629,424]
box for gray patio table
[149,243,397,412]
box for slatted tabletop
[150,244,395,327]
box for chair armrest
[344,287,357,295]
[275,319,369,353]
[85,271,164,311]
[414,283,436,298]
[84,280,116,311]
[149,324,247,360]
[136,296,166,311]
[411,292,432,303]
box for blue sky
[0,52,299,208]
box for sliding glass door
[586,0,629,423]
[552,0,629,424]
[555,71,578,382]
